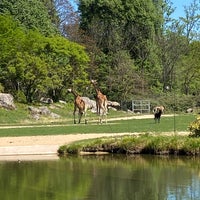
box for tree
[154,0,190,92]
[0,26,50,102]
[0,14,25,92]
[179,0,200,42]
[78,0,164,98]
[54,0,80,37]
[106,51,143,101]
[0,14,90,102]
[43,36,90,101]
[0,0,58,36]
[177,41,200,95]
[42,0,60,29]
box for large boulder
[28,106,60,120]
[0,93,16,110]
[81,97,96,113]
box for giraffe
[90,79,108,124]
[67,88,88,124]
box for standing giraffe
[90,79,108,124]
[67,88,87,124]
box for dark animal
[153,106,164,123]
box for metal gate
[132,100,150,113]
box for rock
[81,97,96,113]
[32,114,40,120]
[186,108,193,113]
[50,113,60,119]
[40,97,53,104]
[59,100,66,104]
[39,106,51,115]
[0,93,16,110]
[28,106,40,115]
[108,101,120,107]
[28,106,60,120]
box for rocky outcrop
[81,97,96,113]
[81,97,120,112]
[40,97,53,104]
[0,93,16,110]
[28,106,60,120]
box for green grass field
[0,112,196,137]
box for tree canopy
[0,0,200,107]
[0,14,89,102]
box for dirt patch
[0,133,133,147]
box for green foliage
[15,90,26,103]
[106,50,142,101]
[0,0,200,108]
[0,14,90,102]
[0,0,58,36]
[152,93,197,112]
[0,83,4,92]
[188,116,200,137]
[59,135,200,156]
[177,41,200,95]
[79,0,161,62]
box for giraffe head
[90,79,97,84]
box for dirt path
[0,133,135,157]
[0,133,134,146]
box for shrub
[188,117,200,137]
[15,91,27,103]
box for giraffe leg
[73,106,77,124]
[104,113,107,124]
[78,112,83,124]
[96,105,101,124]
[84,113,88,124]
[99,115,102,124]
[84,107,88,124]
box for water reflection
[0,155,200,200]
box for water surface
[0,155,200,200]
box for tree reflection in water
[0,155,199,200]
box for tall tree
[177,41,200,95]
[54,0,79,37]
[78,0,163,98]
[155,0,188,92]
[42,0,60,29]
[0,0,57,36]
[180,0,200,42]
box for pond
[0,154,200,200]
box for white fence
[132,100,151,113]
[121,100,151,113]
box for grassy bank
[58,134,200,156]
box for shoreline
[0,131,189,160]
[0,133,135,158]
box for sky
[171,0,194,19]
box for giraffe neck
[92,82,100,94]
[71,89,79,97]
[95,87,100,94]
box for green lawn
[0,114,196,137]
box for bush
[188,117,200,137]
[15,91,27,103]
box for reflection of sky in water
[166,175,200,200]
